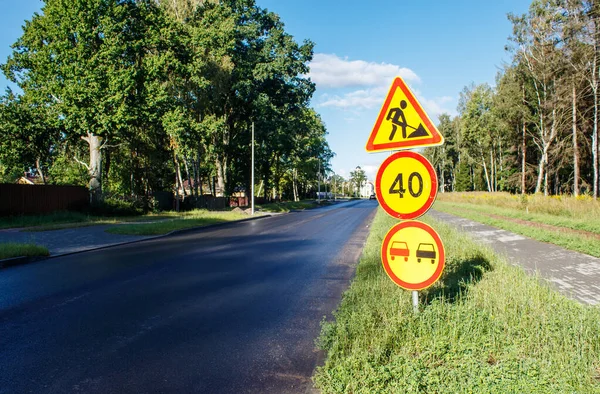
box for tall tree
[3,0,170,201]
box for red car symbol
[390,241,409,262]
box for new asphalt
[0,200,378,394]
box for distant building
[15,171,44,185]
[360,181,375,198]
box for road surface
[0,200,377,394]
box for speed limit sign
[375,151,438,220]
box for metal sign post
[251,122,255,215]
[412,291,419,313]
[366,76,446,315]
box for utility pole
[251,122,255,215]
[333,175,336,201]
[317,159,321,203]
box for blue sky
[0,0,531,181]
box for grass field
[105,209,251,235]
[438,192,600,219]
[434,192,600,257]
[0,243,49,260]
[313,209,600,393]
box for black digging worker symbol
[386,99,429,141]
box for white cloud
[361,165,379,180]
[309,53,457,120]
[416,94,457,118]
[318,87,387,110]
[308,53,420,88]
[319,87,456,117]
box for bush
[88,197,143,216]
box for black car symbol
[416,243,436,264]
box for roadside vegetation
[0,211,172,231]
[435,192,600,257]
[313,209,600,393]
[257,199,334,213]
[105,209,251,236]
[0,242,49,260]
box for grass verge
[0,243,49,260]
[105,209,251,235]
[313,209,600,393]
[434,201,600,258]
[257,200,332,213]
[436,197,600,234]
[0,211,97,230]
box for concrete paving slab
[429,209,600,305]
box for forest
[425,0,600,198]
[0,0,333,207]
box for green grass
[313,209,600,393]
[105,209,251,235]
[434,201,600,258]
[437,199,600,234]
[0,243,49,260]
[0,211,97,230]
[257,200,332,213]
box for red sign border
[365,77,443,152]
[381,220,445,291]
[375,151,438,220]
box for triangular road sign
[366,77,444,152]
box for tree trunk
[536,147,547,194]
[490,148,495,192]
[35,158,46,185]
[594,1,599,198]
[215,157,227,197]
[594,86,599,198]
[573,82,580,197]
[184,157,193,197]
[480,143,491,192]
[293,169,298,202]
[82,132,102,203]
[544,157,549,196]
[522,121,526,194]
[174,153,185,199]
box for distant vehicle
[416,243,436,264]
[369,193,376,200]
[390,241,409,262]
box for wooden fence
[0,184,89,216]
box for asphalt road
[0,200,378,394]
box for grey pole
[412,290,419,313]
[251,122,255,215]
[317,160,321,203]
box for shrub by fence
[228,197,268,207]
[0,184,89,216]
[179,195,229,210]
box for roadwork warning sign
[365,77,444,152]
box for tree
[350,166,367,197]
[3,0,171,201]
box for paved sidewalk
[429,210,600,306]
[0,225,156,256]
